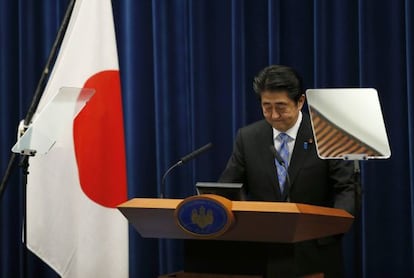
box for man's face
[261,90,305,132]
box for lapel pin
[304,138,313,150]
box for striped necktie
[276,133,290,193]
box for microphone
[180,143,213,164]
[160,143,213,198]
[270,145,285,167]
[269,145,291,201]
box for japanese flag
[26,0,128,277]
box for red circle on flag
[73,70,128,208]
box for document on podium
[12,87,95,156]
[306,88,391,160]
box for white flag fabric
[27,0,128,277]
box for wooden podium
[118,196,353,277]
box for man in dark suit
[219,65,358,277]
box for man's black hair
[253,65,303,103]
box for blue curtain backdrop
[1,0,413,277]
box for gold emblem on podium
[175,194,234,238]
[191,206,214,229]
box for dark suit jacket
[219,113,356,214]
[219,113,357,277]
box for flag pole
[0,0,77,276]
[0,153,17,200]
[23,0,77,127]
[0,0,76,198]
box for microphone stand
[343,156,363,277]
[159,161,182,198]
[0,1,76,276]
[353,160,363,277]
[159,143,213,198]
[353,160,362,213]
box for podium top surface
[119,198,351,215]
[118,198,353,243]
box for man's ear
[297,94,305,109]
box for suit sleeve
[218,129,246,183]
[329,159,360,216]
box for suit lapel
[255,117,315,201]
[255,121,283,200]
[288,113,314,191]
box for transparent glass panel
[306,88,391,160]
[12,87,95,155]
